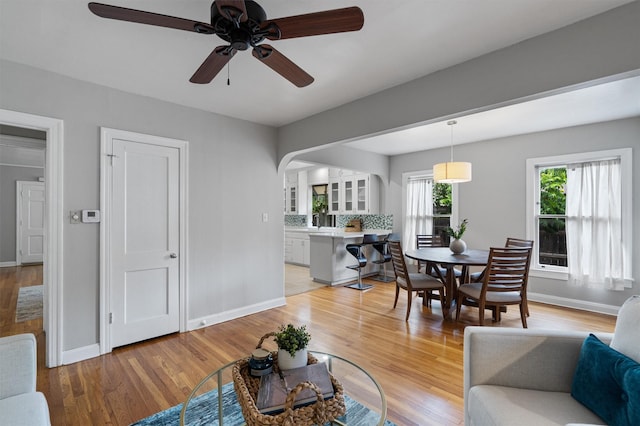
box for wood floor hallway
[1,266,617,425]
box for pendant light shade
[433,161,472,183]
[433,120,472,183]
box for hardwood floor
[1,265,616,426]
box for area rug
[15,285,43,322]
[131,382,395,426]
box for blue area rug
[131,382,395,425]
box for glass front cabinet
[328,170,377,214]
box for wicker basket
[232,334,346,426]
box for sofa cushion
[571,334,640,426]
[0,392,51,426]
[611,295,640,363]
[468,385,605,426]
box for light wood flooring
[1,264,617,426]
[284,263,325,296]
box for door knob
[169,253,178,258]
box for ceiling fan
[88,1,364,87]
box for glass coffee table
[180,351,387,425]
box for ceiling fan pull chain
[227,62,231,86]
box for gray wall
[277,1,640,159]
[0,165,42,262]
[388,117,640,308]
[1,59,282,352]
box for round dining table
[404,247,489,317]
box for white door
[16,181,45,264]
[110,137,180,348]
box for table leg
[443,266,457,317]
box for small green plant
[274,324,311,357]
[446,218,468,240]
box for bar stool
[345,234,377,290]
[371,233,398,282]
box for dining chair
[455,246,532,328]
[469,237,534,315]
[387,240,446,321]
[416,234,462,305]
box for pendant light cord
[448,120,457,162]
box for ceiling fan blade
[215,0,248,23]
[88,2,215,34]
[262,7,364,40]
[252,45,314,88]
[190,47,237,84]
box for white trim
[0,109,64,368]
[187,298,286,331]
[0,261,17,268]
[62,344,101,365]
[526,148,633,286]
[100,127,188,355]
[528,292,620,316]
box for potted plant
[447,218,468,254]
[274,323,311,370]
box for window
[526,148,633,289]
[402,171,459,250]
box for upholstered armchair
[0,333,51,425]
[464,295,640,425]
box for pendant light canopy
[433,120,472,183]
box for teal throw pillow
[571,334,640,426]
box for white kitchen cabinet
[284,172,298,214]
[284,232,310,266]
[327,170,378,214]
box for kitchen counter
[308,229,391,285]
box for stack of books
[255,362,334,415]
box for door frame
[99,127,188,354]
[16,180,45,265]
[0,108,64,368]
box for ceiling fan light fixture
[433,120,472,183]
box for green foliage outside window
[433,183,452,209]
[540,168,566,214]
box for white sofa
[0,333,51,425]
[464,295,640,426]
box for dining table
[404,247,489,317]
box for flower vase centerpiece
[274,323,311,370]
[447,219,468,254]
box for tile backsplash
[285,214,393,230]
[284,215,307,227]
[337,214,393,230]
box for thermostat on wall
[82,210,101,223]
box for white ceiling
[344,75,640,155]
[1,0,638,156]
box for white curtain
[403,177,433,251]
[566,159,625,290]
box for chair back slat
[416,234,443,249]
[505,237,534,248]
[388,240,410,286]
[484,247,531,293]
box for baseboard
[0,261,17,268]
[528,292,620,316]
[62,343,101,365]
[188,297,286,331]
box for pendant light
[433,120,472,183]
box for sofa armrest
[463,327,613,425]
[0,333,37,399]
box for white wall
[0,59,282,352]
[389,118,640,310]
